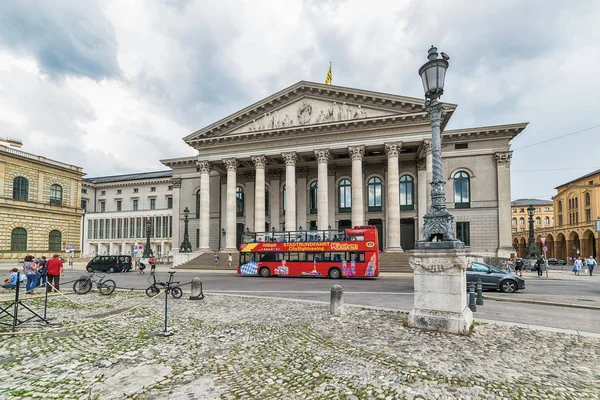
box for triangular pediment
[184,81,453,143]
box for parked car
[466,262,526,293]
[547,258,567,266]
[86,255,132,273]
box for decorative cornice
[442,123,529,142]
[495,151,512,167]
[196,160,212,174]
[251,155,267,169]
[282,152,297,166]
[348,145,365,161]
[384,142,402,158]
[314,149,331,164]
[416,159,427,171]
[222,158,238,172]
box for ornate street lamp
[142,219,153,258]
[416,46,463,250]
[525,205,540,258]
[180,207,192,253]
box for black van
[86,255,132,273]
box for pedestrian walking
[536,256,543,277]
[572,256,583,276]
[515,258,524,277]
[228,253,233,268]
[214,253,219,267]
[37,256,48,287]
[586,256,597,276]
[149,256,157,273]
[506,258,514,274]
[22,255,39,294]
[46,254,64,292]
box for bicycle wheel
[146,285,160,297]
[98,279,116,296]
[73,279,92,295]
[171,286,183,299]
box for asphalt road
[2,266,599,333]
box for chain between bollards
[476,278,484,306]
[468,281,477,312]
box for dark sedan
[547,258,567,266]
[466,262,526,293]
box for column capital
[269,169,281,180]
[314,149,330,163]
[416,158,427,171]
[419,140,432,157]
[384,142,403,158]
[222,158,238,172]
[196,160,212,174]
[495,151,512,167]
[251,155,267,169]
[348,145,365,161]
[172,177,182,188]
[282,152,297,166]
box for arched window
[585,193,591,206]
[309,181,318,214]
[13,177,29,201]
[512,218,517,226]
[535,217,541,226]
[10,228,27,251]
[265,185,270,216]
[49,230,62,251]
[558,200,562,211]
[367,177,382,212]
[399,175,414,210]
[236,186,244,217]
[519,217,525,225]
[544,216,550,225]
[453,171,470,208]
[338,179,352,212]
[195,189,201,218]
[50,184,62,206]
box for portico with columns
[162,81,527,260]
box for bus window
[349,252,365,262]
[306,252,323,261]
[258,253,276,262]
[327,252,344,262]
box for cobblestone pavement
[0,292,599,399]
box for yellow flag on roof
[325,63,332,85]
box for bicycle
[145,271,183,299]
[72,271,116,295]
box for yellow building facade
[512,169,600,260]
[0,143,85,260]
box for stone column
[171,178,182,252]
[197,161,212,251]
[424,140,433,210]
[252,155,266,234]
[384,143,402,250]
[315,149,330,230]
[328,166,336,229]
[349,146,365,228]
[269,170,281,231]
[282,152,297,232]
[417,159,427,240]
[222,158,238,251]
[496,152,514,258]
[296,168,308,232]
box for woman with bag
[22,255,38,295]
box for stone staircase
[378,251,412,273]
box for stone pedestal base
[384,247,404,252]
[407,249,473,335]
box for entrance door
[400,218,415,250]
[368,219,383,248]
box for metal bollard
[330,285,344,317]
[476,278,484,306]
[468,281,477,312]
[189,277,204,300]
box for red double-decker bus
[237,226,379,278]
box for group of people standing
[2,254,64,294]
[572,256,596,276]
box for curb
[484,295,600,311]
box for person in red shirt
[46,254,64,292]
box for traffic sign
[69,245,75,251]
[138,245,143,250]
[540,236,546,245]
[543,246,548,252]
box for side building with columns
[81,171,174,259]
[162,81,527,264]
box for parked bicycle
[145,271,183,299]
[72,271,116,295]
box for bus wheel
[328,267,341,279]
[259,267,271,277]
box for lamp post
[416,46,463,250]
[525,205,540,258]
[143,219,153,258]
[180,207,192,252]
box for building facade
[81,171,174,258]
[162,81,527,260]
[0,142,84,260]
[512,169,600,260]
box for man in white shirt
[585,256,597,276]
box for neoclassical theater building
[162,81,526,261]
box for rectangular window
[454,143,468,149]
[130,218,135,238]
[163,216,169,237]
[167,197,173,209]
[586,209,591,222]
[150,187,156,192]
[117,218,122,239]
[81,199,87,211]
[117,189,122,194]
[155,216,162,238]
[136,218,142,238]
[168,216,172,237]
[133,188,139,193]
[87,220,93,239]
[100,190,106,196]
[93,220,98,239]
[100,201,106,212]
[196,229,200,249]
[116,200,122,212]
[111,218,116,239]
[168,185,173,191]
[512,228,517,233]
[150,198,156,210]
[456,222,470,246]
[133,199,138,211]
[589,180,594,185]
[99,219,105,239]
[123,218,129,239]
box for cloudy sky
[0,0,599,200]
